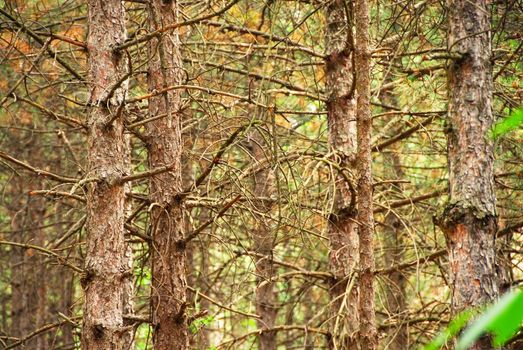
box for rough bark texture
[82,1,130,349]
[146,1,189,349]
[325,1,359,349]
[438,1,499,349]
[354,0,377,349]
[250,128,278,350]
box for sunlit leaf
[456,288,523,350]
[490,108,523,139]
[421,310,473,350]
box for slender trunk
[379,77,408,350]
[58,272,76,347]
[9,180,47,349]
[1,284,6,336]
[354,0,377,349]
[82,0,130,348]
[304,285,318,350]
[146,1,188,348]
[195,219,213,349]
[382,162,408,350]
[437,1,499,349]
[497,225,513,294]
[123,182,135,350]
[187,127,214,349]
[8,134,48,349]
[187,234,212,349]
[197,251,211,349]
[186,124,211,349]
[250,127,278,350]
[325,1,359,348]
[34,205,47,350]
[50,147,76,349]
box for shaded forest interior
[0,0,521,349]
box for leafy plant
[189,315,215,334]
[422,288,523,350]
[423,310,473,350]
[456,289,523,349]
[491,108,523,139]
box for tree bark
[250,127,278,350]
[354,0,377,349]
[325,1,359,349]
[146,1,189,349]
[82,1,130,349]
[437,1,500,349]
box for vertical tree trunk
[9,177,47,350]
[122,187,135,350]
[354,0,377,349]
[325,1,359,349]
[82,1,130,349]
[438,1,499,349]
[146,1,188,349]
[497,218,513,294]
[382,171,408,350]
[49,144,77,349]
[379,80,408,350]
[56,272,76,348]
[187,236,212,349]
[34,208,47,350]
[250,127,278,350]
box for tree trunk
[382,165,408,350]
[354,0,377,349]
[146,1,189,349]
[187,233,212,349]
[34,209,47,350]
[325,1,359,349]
[123,183,135,350]
[250,127,278,350]
[379,74,408,350]
[9,178,47,349]
[437,1,500,349]
[82,0,130,349]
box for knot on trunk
[434,201,497,239]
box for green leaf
[456,288,523,350]
[421,310,473,350]
[490,108,523,139]
[189,315,215,334]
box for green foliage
[422,289,523,350]
[189,315,215,334]
[456,288,523,349]
[422,310,473,350]
[240,317,257,330]
[135,324,153,350]
[491,108,523,139]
